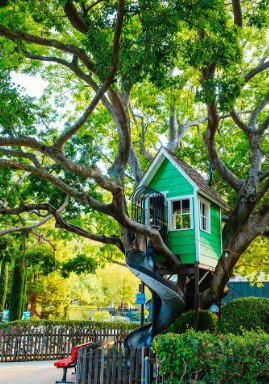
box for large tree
[0,1,268,310]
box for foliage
[166,310,218,334]
[152,330,269,383]
[97,263,141,306]
[0,319,140,332]
[61,254,98,278]
[234,237,269,281]
[219,297,269,335]
[9,260,26,321]
[93,311,110,322]
[0,258,9,312]
[0,0,268,313]
[36,272,71,320]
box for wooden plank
[123,348,128,384]
[135,349,141,383]
[87,347,94,384]
[93,348,99,384]
[129,349,135,384]
[111,348,117,384]
[117,348,122,384]
[99,347,105,384]
[105,348,111,384]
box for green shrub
[0,319,140,333]
[153,330,269,383]
[167,310,218,334]
[112,315,130,322]
[219,296,269,334]
[93,311,110,322]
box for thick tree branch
[0,137,121,194]
[0,25,96,72]
[257,177,269,199]
[230,108,250,134]
[249,90,269,129]
[0,200,125,252]
[0,158,118,215]
[200,200,269,307]
[0,196,69,236]
[55,0,126,150]
[64,0,89,34]
[128,143,144,183]
[259,168,269,182]
[0,147,40,167]
[244,60,269,83]
[107,88,130,182]
[202,64,243,191]
[232,0,243,27]
[257,114,269,135]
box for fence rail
[0,326,126,362]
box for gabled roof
[135,147,231,211]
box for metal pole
[139,283,145,327]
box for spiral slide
[124,247,185,349]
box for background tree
[0,1,268,311]
[9,234,27,321]
[0,237,14,312]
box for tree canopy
[0,0,268,309]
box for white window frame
[168,196,193,231]
[199,198,211,233]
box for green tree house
[131,148,230,309]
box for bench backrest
[71,341,93,361]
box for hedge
[153,331,269,383]
[219,296,269,335]
[167,310,218,334]
[0,319,140,331]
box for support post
[194,264,199,331]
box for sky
[11,72,47,98]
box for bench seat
[54,355,76,368]
[54,341,92,383]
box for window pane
[182,199,190,213]
[172,199,191,230]
[201,217,207,231]
[173,201,181,213]
[182,214,191,228]
[200,201,210,231]
[175,215,182,229]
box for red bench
[54,341,93,383]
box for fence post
[144,356,149,384]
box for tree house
[131,147,230,311]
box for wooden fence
[0,326,126,362]
[76,346,159,384]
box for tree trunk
[0,259,9,312]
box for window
[200,200,210,232]
[171,198,191,230]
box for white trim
[199,197,211,234]
[220,208,223,254]
[194,191,200,263]
[168,196,194,231]
[134,147,197,193]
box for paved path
[0,360,76,384]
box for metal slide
[124,247,185,349]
